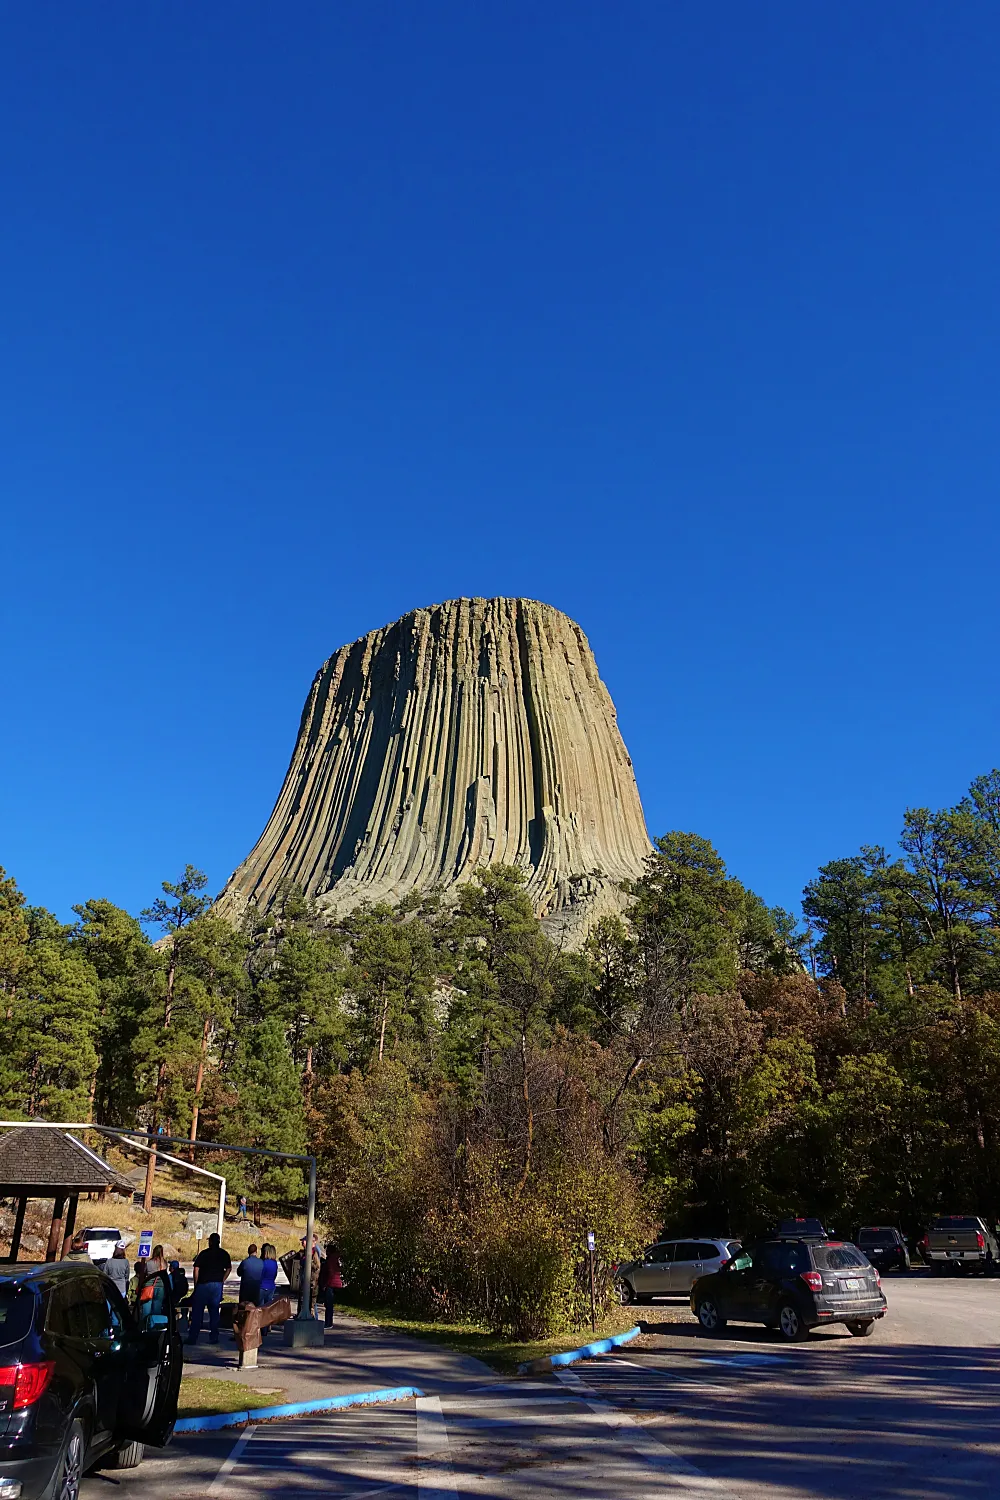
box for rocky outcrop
[217,598,651,944]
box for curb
[174,1384,425,1433]
[517,1324,642,1375]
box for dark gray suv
[691,1237,887,1341]
[0,1261,181,1499]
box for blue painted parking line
[175,1384,424,1432]
[517,1324,641,1373]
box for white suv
[79,1225,125,1262]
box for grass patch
[336,1299,639,1374]
[177,1377,287,1418]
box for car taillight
[0,1361,56,1409]
[873,1268,881,1287]
[977,1232,985,1250]
[800,1271,823,1292]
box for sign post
[587,1230,596,1333]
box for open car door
[117,1270,184,1448]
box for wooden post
[46,1196,66,1262]
[6,1195,27,1262]
[142,1149,157,1214]
[60,1195,79,1259]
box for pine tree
[138,867,213,1207]
[71,898,161,1124]
[2,907,100,1121]
[220,1018,307,1201]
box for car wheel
[777,1303,807,1342]
[846,1320,874,1337]
[696,1298,727,1334]
[53,1418,86,1500]
[111,1440,145,1469]
[617,1281,638,1306]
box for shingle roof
[0,1128,134,1194]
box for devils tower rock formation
[218,598,651,944]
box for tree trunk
[515,1029,533,1195]
[377,983,388,1063]
[602,1056,645,1155]
[145,937,179,1209]
[142,1146,157,1214]
[189,1016,211,1159]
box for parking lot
[81,1272,1000,1500]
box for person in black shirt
[188,1232,232,1344]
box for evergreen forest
[4,768,1000,1334]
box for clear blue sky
[3,2,999,924]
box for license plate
[844,1277,866,1291]
[948,1250,961,1258]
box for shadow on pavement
[586,1338,1000,1498]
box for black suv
[854,1226,910,1273]
[691,1238,887,1341]
[0,1261,181,1500]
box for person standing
[237,1194,249,1223]
[318,1241,344,1327]
[189,1232,232,1344]
[237,1244,265,1305]
[104,1242,131,1296]
[136,1245,169,1329]
[64,1233,92,1263]
[258,1243,279,1306]
[168,1259,189,1300]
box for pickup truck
[920,1216,999,1273]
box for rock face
[217,598,651,944]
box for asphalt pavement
[81,1272,1000,1500]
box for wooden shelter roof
[0,1127,134,1195]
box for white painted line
[464,1379,556,1394]
[555,1369,739,1495]
[604,1357,730,1392]
[700,1352,791,1368]
[416,1394,460,1498]
[207,1424,257,1495]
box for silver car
[616,1238,742,1303]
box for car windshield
[813,1245,869,1271]
[858,1229,897,1245]
[0,1286,34,1348]
[930,1217,980,1231]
